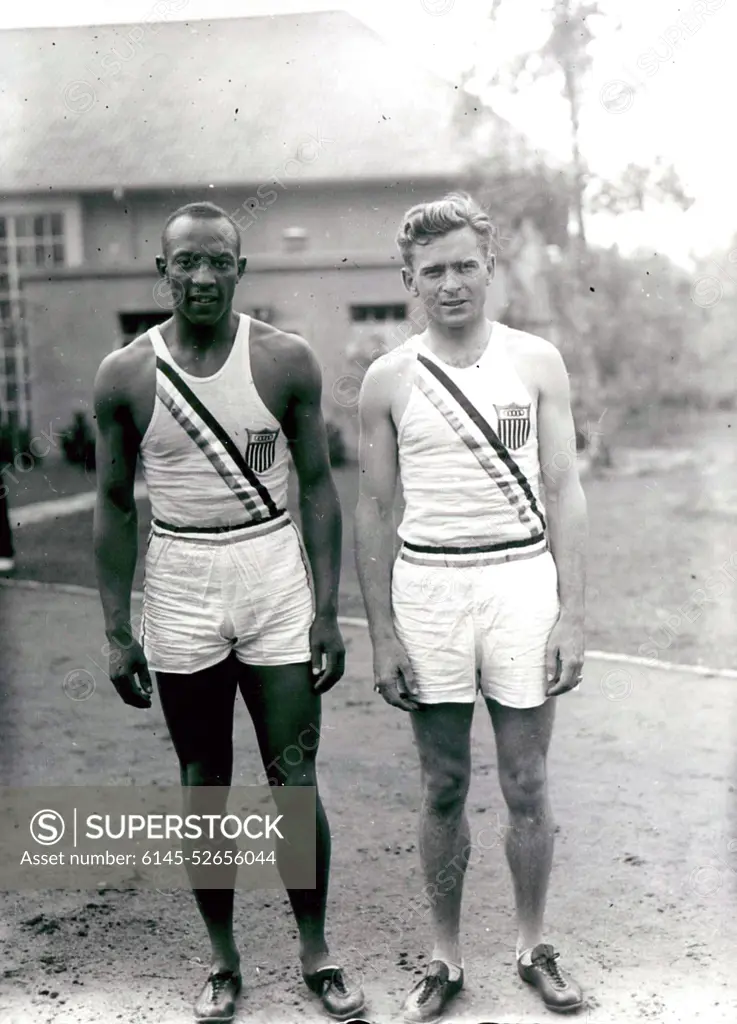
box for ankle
[516,935,543,964]
[431,944,463,971]
[210,946,240,974]
[299,940,330,970]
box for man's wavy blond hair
[396,192,496,268]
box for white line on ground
[2,576,737,680]
[584,648,737,678]
[11,483,148,528]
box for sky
[1,0,732,268]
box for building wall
[80,181,454,267]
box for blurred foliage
[684,238,737,410]
[325,421,347,468]
[464,151,571,251]
[0,423,31,467]
[62,411,96,472]
[547,246,705,418]
[589,159,694,216]
[478,0,604,96]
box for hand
[373,636,419,712]
[310,614,346,693]
[545,611,584,697]
[108,631,153,708]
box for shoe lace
[209,970,235,996]
[416,973,443,1006]
[535,950,566,989]
[328,970,348,996]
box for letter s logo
[30,809,66,846]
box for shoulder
[249,318,320,383]
[361,342,416,397]
[94,332,155,411]
[500,324,568,390]
[250,318,315,365]
[357,342,416,428]
[502,324,561,364]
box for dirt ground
[0,583,735,1024]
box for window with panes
[0,212,67,440]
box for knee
[180,762,230,789]
[501,760,548,818]
[271,750,317,789]
[280,764,317,788]
[179,763,231,825]
[423,764,470,817]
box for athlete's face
[402,227,494,329]
[157,216,247,326]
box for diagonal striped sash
[417,354,546,535]
[155,358,279,521]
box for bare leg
[485,697,556,956]
[410,703,475,967]
[238,661,332,972]
[157,655,240,974]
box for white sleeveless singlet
[396,322,547,559]
[139,314,289,529]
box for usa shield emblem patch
[494,403,531,450]
[245,428,279,474]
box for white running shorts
[391,548,560,707]
[140,513,314,675]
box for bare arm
[92,354,140,639]
[353,361,400,646]
[354,359,417,711]
[285,341,345,691]
[537,344,588,693]
[92,353,152,708]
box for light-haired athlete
[355,193,587,1020]
[93,202,365,1023]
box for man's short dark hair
[161,201,241,257]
